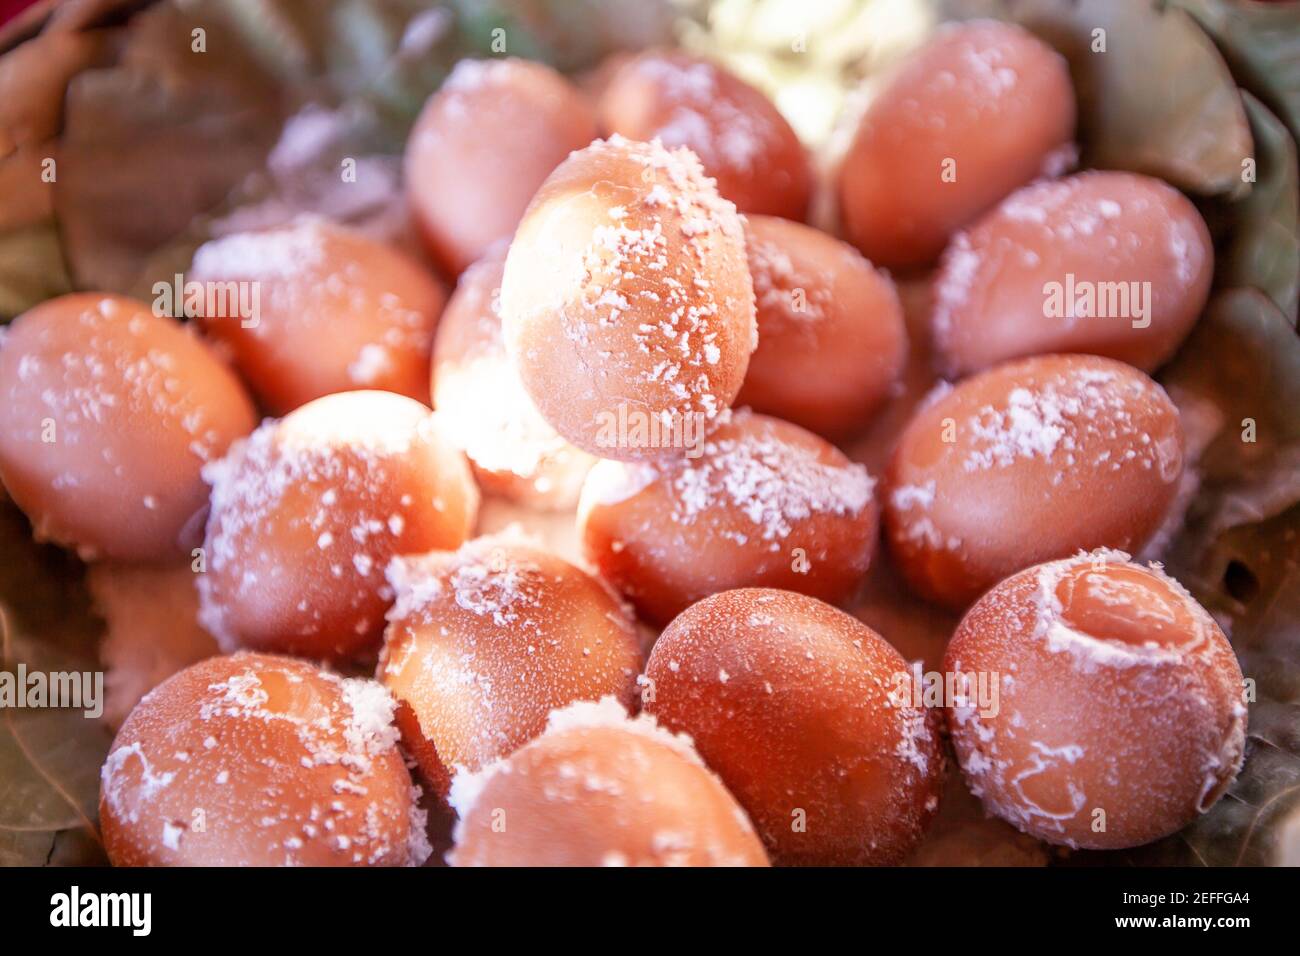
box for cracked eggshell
[943,552,1247,849]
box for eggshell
[448,699,769,867]
[944,552,1247,849]
[431,244,595,509]
[838,20,1076,269]
[0,293,255,561]
[100,652,428,867]
[578,409,878,625]
[884,354,1183,608]
[597,50,811,219]
[379,539,643,798]
[191,219,446,413]
[932,171,1213,376]
[405,58,598,276]
[198,390,478,661]
[737,214,907,439]
[500,135,756,461]
[645,589,943,865]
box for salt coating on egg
[645,588,943,865]
[100,653,430,867]
[736,215,907,440]
[447,696,769,867]
[838,19,1077,268]
[500,135,756,461]
[378,538,642,799]
[596,51,812,220]
[190,219,447,414]
[932,171,1213,376]
[884,354,1184,608]
[431,244,596,509]
[0,293,256,562]
[578,409,879,625]
[405,57,598,276]
[944,551,1247,849]
[198,390,478,661]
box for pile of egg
[0,21,1245,867]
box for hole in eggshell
[1054,563,1196,650]
[1222,560,1259,604]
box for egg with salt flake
[884,354,1184,609]
[645,588,943,866]
[932,170,1214,377]
[578,409,878,626]
[944,551,1247,849]
[198,390,479,662]
[100,652,429,867]
[448,698,770,867]
[500,135,756,461]
[405,57,598,277]
[190,219,447,414]
[838,19,1076,270]
[431,243,596,510]
[378,539,643,800]
[0,293,256,562]
[737,214,907,440]
[596,50,812,220]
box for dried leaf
[0,504,111,867]
[1172,0,1300,145]
[1215,92,1299,324]
[938,0,1254,197]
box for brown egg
[198,390,479,661]
[884,354,1183,609]
[0,293,255,561]
[379,539,643,798]
[501,135,756,461]
[189,220,446,414]
[645,589,943,865]
[405,58,597,277]
[431,244,596,510]
[838,20,1076,269]
[578,410,878,626]
[100,652,428,866]
[448,699,769,866]
[596,50,812,220]
[944,552,1247,849]
[737,215,907,439]
[933,171,1214,377]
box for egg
[405,58,597,277]
[933,171,1214,377]
[190,219,447,414]
[596,50,812,220]
[0,293,255,562]
[944,551,1247,849]
[100,652,428,866]
[838,20,1076,269]
[379,539,643,798]
[198,390,478,661]
[500,135,755,461]
[884,354,1183,609]
[448,698,769,866]
[645,589,943,865]
[578,409,878,626]
[737,215,907,439]
[431,244,596,509]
